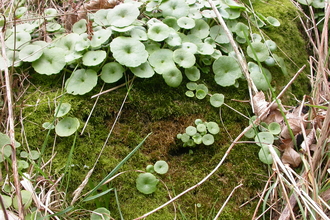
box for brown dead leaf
[280,105,307,139]
[279,138,294,151]
[300,129,315,153]
[252,91,269,120]
[281,147,302,167]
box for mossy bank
[12,0,310,219]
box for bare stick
[0,25,24,219]
[213,183,243,220]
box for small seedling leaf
[210,93,224,107]
[154,160,169,174]
[55,117,80,137]
[136,173,159,194]
[54,103,71,117]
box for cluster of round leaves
[0,0,284,96]
[42,102,80,137]
[177,119,220,147]
[185,82,225,107]
[244,116,281,164]
[136,160,169,194]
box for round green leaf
[197,43,214,55]
[268,122,281,135]
[234,22,249,38]
[94,9,111,26]
[166,30,182,46]
[163,16,180,31]
[72,19,87,34]
[107,3,140,27]
[32,47,66,75]
[5,31,31,50]
[213,56,242,87]
[154,160,169,174]
[186,126,197,136]
[180,133,190,142]
[130,26,148,41]
[13,190,32,210]
[17,160,29,170]
[82,50,106,66]
[162,67,183,87]
[191,19,209,39]
[136,173,159,194]
[91,28,112,48]
[195,84,208,99]
[312,0,326,8]
[210,93,224,107]
[66,69,98,95]
[42,122,55,130]
[46,22,61,32]
[258,145,280,164]
[6,50,22,67]
[29,150,40,160]
[159,0,189,18]
[195,119,203,125]
[100,62,124,83]
[192,133,202,144]
[264,56,276,66]
[0,133,20,162]
[177,17,195,29]
[148,49,176,74]
[185,66,200,81]
[202,134,214,145]
[110,37,148,67]
[244,128,256,138]
[265,40,277,52]
[173,48,195,68]
[266,16,280,27]
[247,42,269,62]
[0,194,12,209]
[147,23,170,42]
[91,207,110,220]
[185,90,195,97]
[207,122,220,135]
[209,25,229,44]
[186,82,197,90]
[19,45,43,62]
[181,42,198,54]
[146,165,154,173]
[250,67,272,91]
[254,132,274,147]
[55,117,80,137]
[130,62,155,78]
[15,7,27,18]
[54,103,71,117]
[44,8,57,21]
[196,124,207,133]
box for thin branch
[0,21,24,220]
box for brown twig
[0,21,24,219]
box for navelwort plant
[244,116,281,164]
[0,0,284,96]
[177,119,220,147]
[136,160,169,194]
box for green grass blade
[83,132,151,201]
[83,188,113,202]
